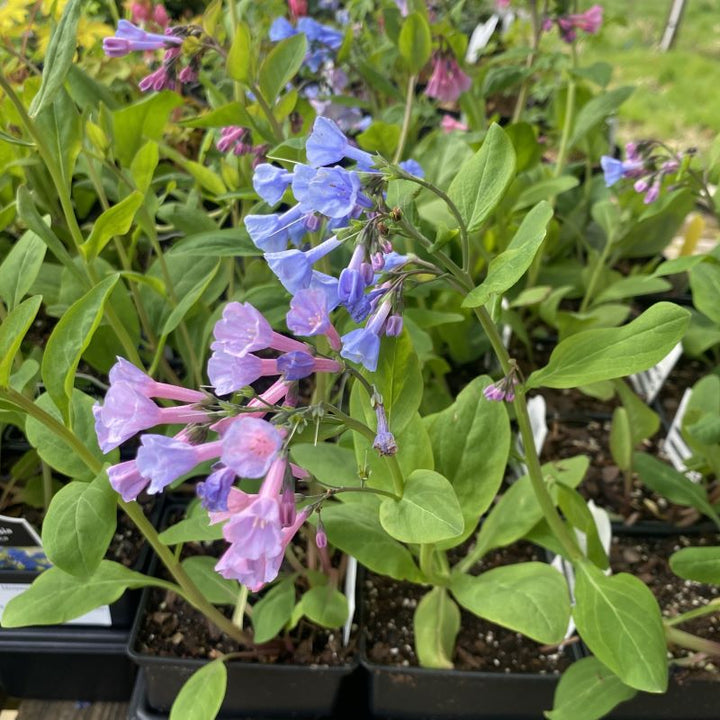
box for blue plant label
[0,515,50,572]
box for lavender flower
[107,460,149,502]
[277,351,342,380]
[286,288,342,350]
[264,236,342,294]
[372,399,397,456]
[103,20,182,57]
[425,53,472,104]
[245,205,309,252]
[196,465,236,511]
[207,350,279,395]
[220,417,284,478]
[253,164,294,205]
[305,117,375,169]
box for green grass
[579,0,720,149]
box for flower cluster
[601,141,684,204]
[246,116,419,372]
[543,4,603,43]
[425,52,472,104]
[103,20,203,91]
[269,16,343,72]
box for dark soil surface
[541,417,707,525]
[611,533,720,681]
[135,537,357,667]
[364,543,575,674]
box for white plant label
[342,556,357,647]
[664,388,702,482]
[513,395,548,478]
[629,342,682,404]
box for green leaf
[609,407,632,471]
[258,34,307,107]
[380,469,463,544]
[573,561,667,693]
[0,229,46,310]
[545,656,637,720]
[594,276,671,305]
[398,13,432,74]
[689,261,720,325]
[512,176,578,212]
[41,274,119,421]
[182,556,239,605]
[82,193,144,260]
[2,561,154,626]
[252,579,295,643]
[25,390,112,479]
[28,0,83,117]
[41,471,117,578]
[357,122,400,157]
[227,22,253,83]
[568,87,634,149]
[180,102,254,130]
[555,485,608,569]
[298,585,348,628]
[614,380,660,445]
[669,546,720,585]
[160,261,220,337]
[159,508,224,545]
[169,659,226,720]
[526,303,690,389]
[448,123,516,232]
[34,89,82,186]
[112,92,184,167]
[450,562,571,644]
[322,502,424,583]
[290,443,358,488]
[168,229,260,258]
[428,377,510,538]
[361,330,422,434]
[633,452,720,525]
[463,201,553,308]
[16,187,82,280]
[414,587,460,669]
[474,456,589,558]
[130,141,159,194]
[0,295,43,386]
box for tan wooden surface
[10,701,128,720]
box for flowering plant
[0,1,719,719]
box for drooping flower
[340,297,393,372]
[107,460,149,503]
[425,53,472,104]
[305,117,375,169]
[103,19,181,56]
[264,236,342,295]
[207,351,280,395]
[196,465,236,511]
[372,398,397,456]
[600,156,643,187]
[483,370,519,403]
[93,382,208,453]
[108,357,207,403]
[245,205,309,252]
[276,351,342,380]
[253,164,294,205]
[441,115,469,133]
[286,287,342,350]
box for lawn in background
[581,0,720,150]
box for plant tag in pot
[0,516,112,626]
[665,388,702,482]
[513,395,548,478]
[629,342,682,404]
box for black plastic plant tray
[0,625,136,701]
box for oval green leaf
[169,659,227,720]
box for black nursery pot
[127,584,365,718]
[364,660,570,720]
[0,625,136,701]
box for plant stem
[666,599,720,627]
[0,388,250,644]
[579,231,612,312]
[553,43,578,178]
[393,75,417,164]
[120,500,251,644]
[325,406,404,496]
[232,584,249,628]
[420,543,447,585]
[665,625,720,656]
[511,0,541,124]
[251,84,284,145]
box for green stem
[553,44,578,178]
[121,501,250,644]
[41,461,53,513]
[420,543,447,585]
[398,195,584,564]
[579,233,612,312]
[666,599,720,627]
[251,84,284,145]
[0,388,250,644]
[665,625,720,656]
[393,75,417,164]
[511,0,541,124]
[397,174,485,269]
[232,584,249,628]
[325,406,404,496]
